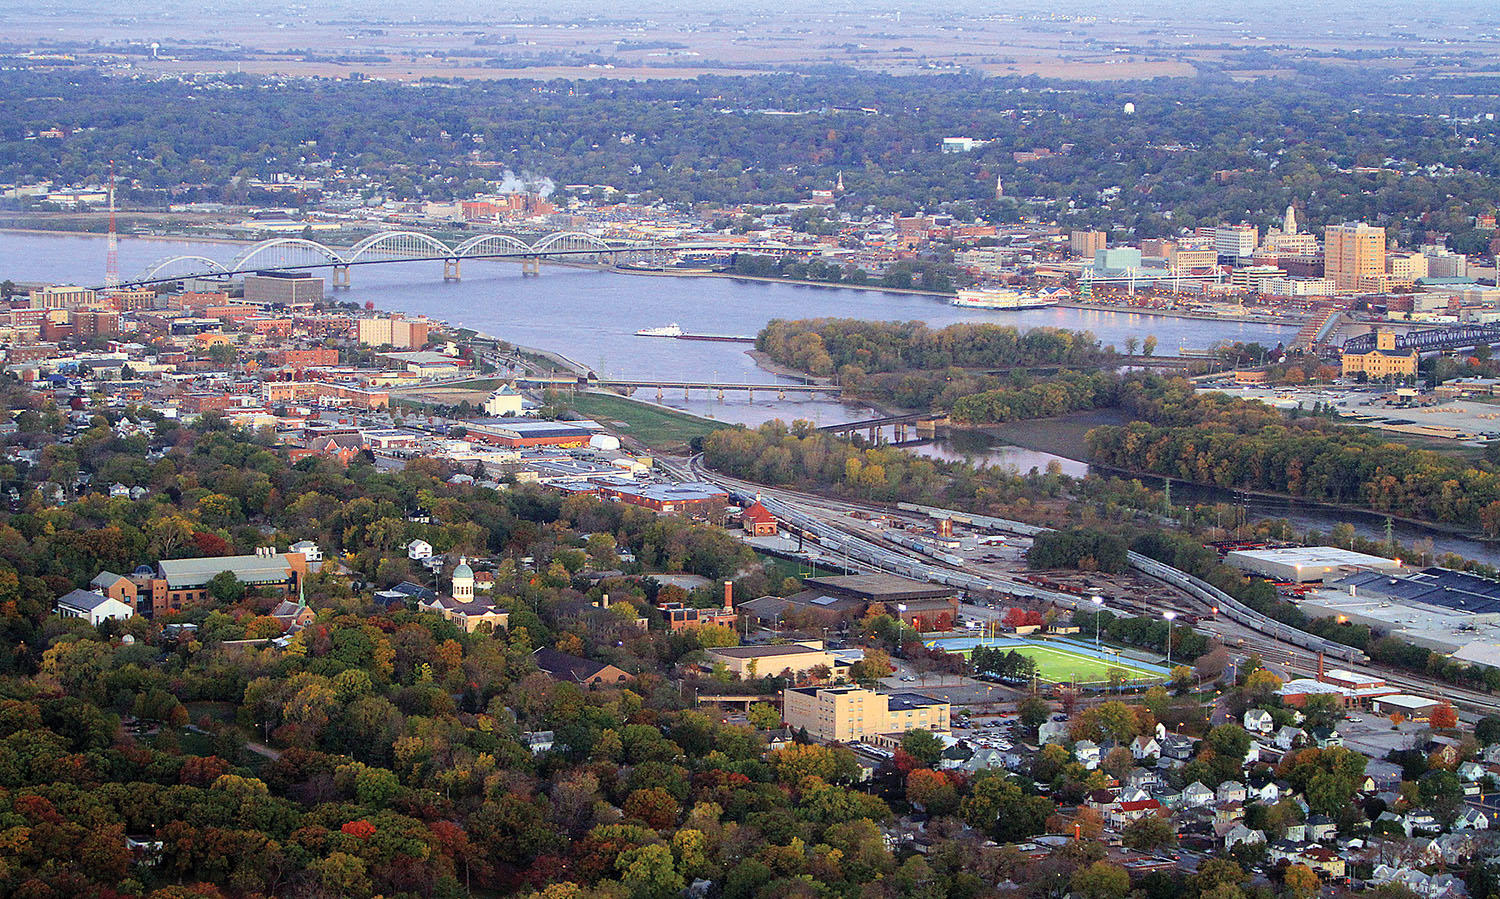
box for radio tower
[104,160,120,290]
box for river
[34,230,1466,553]
[5,230,1299,429]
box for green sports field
[1013,645,1159,685]
[937,637,1164,686]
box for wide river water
[8,230,1298,429]
[14,230,1500,561]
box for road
[667,454,1500,717]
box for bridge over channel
[1342,323,1500,355]
[106,230,809,291]
[820,412,951,444]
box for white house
[1181,781,1215,807]
[290,540,323,572]
[57,589,134,625]
[1243,709,1274,733]
[407,539,433,561]
[1073,740,1101,769]
[1223,824,1265,850]
[1131,735,1160,760]
[1274,726,1305,750]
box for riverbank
[1054,299,1309,326]
[616,266,958,300]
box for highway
[666,454,1500,717]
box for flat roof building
[243,271,322,308]
[1223,546,1403,582]
[706,642,840,681]
[782,684,949,744]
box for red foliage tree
[341,819,377,840]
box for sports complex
[925,636,1169,688]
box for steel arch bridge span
[140,255,231,282]
[453,233,535,258]
[532,231,615,255]
[347,230,456,263]
[231,238,348,272]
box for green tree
[747,703,781,730]
[901,728,944,767]
[206,571,246,604]
[1072,860,1130,899]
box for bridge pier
[332,265,351,289]
[868,426,878,444]
[895,423,906,442]
[717,388,725,401]
[657,387,663,400]
[521,257,540,277]
[778,390,786,400]
[444,258,461,281]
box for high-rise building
[1324,223,1386,292]
[243,272,323,308]
[357,313,430,349]
[1214,224,1259,263]
[1069,230,1107,259]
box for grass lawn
[568,392,726,450]
[1007,644,1159,686]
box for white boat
[635,323,684,337]
[951,288,1058,310]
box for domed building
[452,558,474,601]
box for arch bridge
[109,230,722,290]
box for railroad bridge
[1342,323,1500,355]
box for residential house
[1106,799,1162,830]
[1274,726,1306,750]
[1214,801,1246,827]
[521,731,555,754]
[1297,845,1345,878]
[1131,735,1160,760]
[1305,814,1337,842]
[1038,720,1069,745]
[1283,822,1306,842]
[407,539,433,561]
[1216,781,1247,804]
[1243,709,1274,734]
[1159,733,1197,761]
[1458,761,1486,783]
[1456,808,1490,830]
[1074,740,1101,769]
[1222,823,1265,850]
[1181,781,1215,807]
[1309,725,1342,748]
[1246,775,1280,804]
[1406,810,1439,834]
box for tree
[746,703,781,730]
[1121,814,1176,852]
[616,844,685,899]
[1018,695,1051,730]
[206,571,246,604]
[1476,715,1500,746]
[1102,745,1136,781]
[1071,860,1130,899]
[1430,701,1458,730]
[900,729,944,768]
[1142,335,1158,357]
[1282,864,1319,899]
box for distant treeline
[1086,375,1500,532]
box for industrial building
[466,418,597,448]
[1223,546,1403,582]
[1299,567,1500,663]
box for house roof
[533,647,620,682]
[58,588,114,612]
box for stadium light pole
[1163,611,1177,668]
[1092,595,1104,649]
